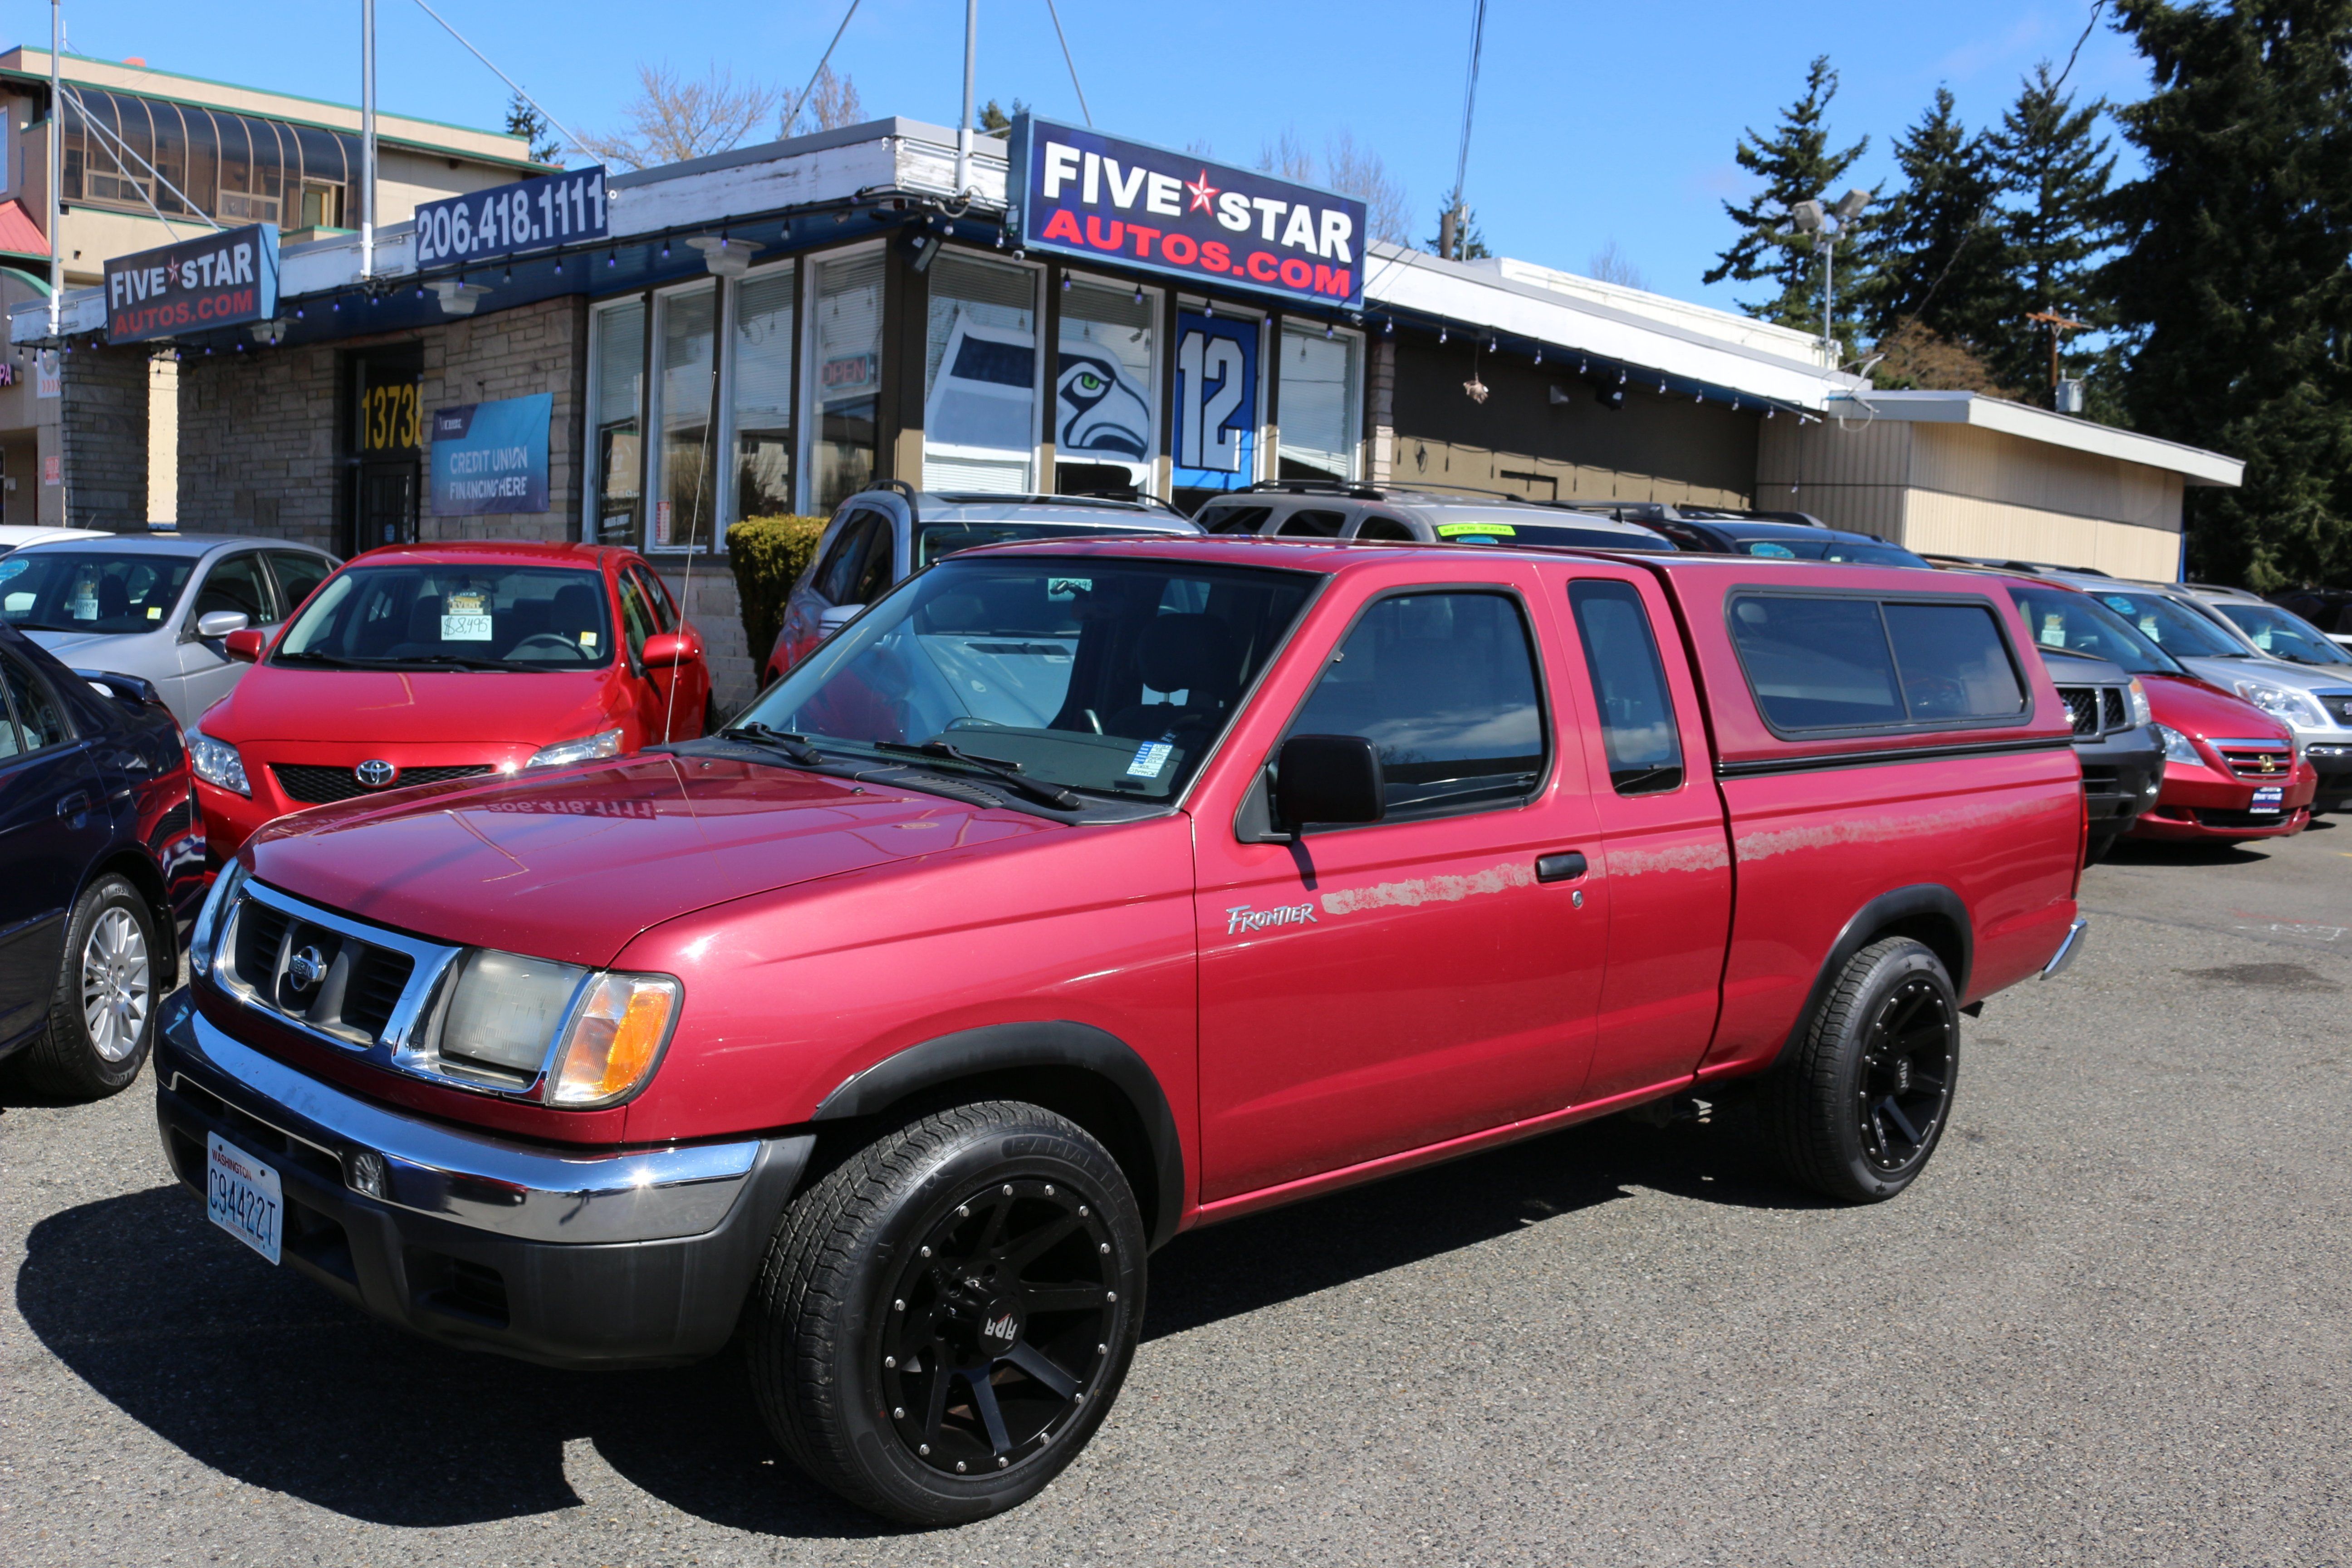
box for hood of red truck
[208,662,616,746]
[2143,672,2291,742]
[242,754,1062,967]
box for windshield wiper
[872,739,1080,810]
[271,651,373,669]
[398,653,534,671]
[720,721,829,766]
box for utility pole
[2026,309,2088,407]
[46,0,62,337]
[955,0,976,196]
[361,0,377,280]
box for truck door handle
[1536,851,1588,883]
[56,791,93,818]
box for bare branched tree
[1587,240,1650,291]
[577,62,778,171]
[784,65,864,137]
[1322,131,1411,247]
[1256,128,1314,182]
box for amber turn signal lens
[548,973,681,1107]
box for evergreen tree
[979,98,1029,134]
[2107,0,2352,588]
[1426,189,1490,259]
[1869,88,2009,376]
[1705,55,1885,351]
[1984,62,2119,402]
[506,92,562,165]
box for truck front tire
[1767,937,1960,1203]
[747,1099,1147,1525]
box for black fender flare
[1776,884,1973,1067]
[813,1021,1186,1249]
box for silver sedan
[1,534,339,728]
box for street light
[1789,187,1870,367]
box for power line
[2050,0,2108,95]
[1445,0,1489,253]
[1043,0,1094,129]
[783,0,865,136]
[409,0,588,159]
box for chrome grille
[2057,686,2103,736]
[215,882,459,1060]
[2214,743,2294,780]
[2317,690,2352,725]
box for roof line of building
[1824,390,2245,487]
[0,46,538,167]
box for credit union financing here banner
[430,393,552,516]
[1008,117,1366,310]
[103,224,279,344]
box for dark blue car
[0,624,207,1099]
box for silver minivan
[0,534,339,729]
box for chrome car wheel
[81,906,152,1063]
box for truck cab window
[1290,590,1546,814]
[1568,579,1684,792]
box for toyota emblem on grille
[354,759,397,788]
[286,945,328,992]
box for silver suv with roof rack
[764,484,1201,681]
[1190,481,1673,552]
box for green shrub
[726,514,828,671]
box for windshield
[2210,601,2352,666]
[2007,585,2182,675]
[736,555,1316,802]
[915,521,1161,569]
[0,551,196,634]
[2087,590,2247,658]
[1733,536,1928,567]
[1431,520,1674,553]
[275,564,614,671]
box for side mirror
[195,610,250,640]
[640,629,695,668]
[1273,734,1386,830]
[817,602,865,636]
[222,628,267,664]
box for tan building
[0,46,540,527]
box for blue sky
[32,0,2146,314]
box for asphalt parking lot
[4,822,2348,1567]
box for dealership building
[10,100,2243,709]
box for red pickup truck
[155,537,2087,1524]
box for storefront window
[653,282,719,550]
[1056,279,1158,495]
[589,299,645,545]
[1277,326,1362,481]
[811,253,884,513]
[730,262,797,523]
[923,253,1038,494]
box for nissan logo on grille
[285,945,328,992]
[354,759,397,788]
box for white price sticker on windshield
[1126,740,1174,778]
[441,614,493,641]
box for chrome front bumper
[2040,918,2090,981]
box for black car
[1603,505,1932,568]
[0,624,207,1098]
[2038,648,2165,862]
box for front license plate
[206,1132,283,1265]
[2251,786,2284,814]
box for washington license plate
[2251,786,2284,814]
[205,1132,283,1264]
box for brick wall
[176,295,588,551]
[61,345,149,528]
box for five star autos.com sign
[103,224,279,345]
[1008,117,1366,309]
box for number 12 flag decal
[1008,117,1366,310]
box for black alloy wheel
[748,1100,1146,1525]
[1854,975,1955,1176]
[1766,936,1962,1203]
[879,1178,1119,1477]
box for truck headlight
[2156,724,2203,767]
[438,949,593,1079]
[2231,680,2327,730]
[2126,678,2153,729]
[548,972,681,1107]
[188,861,249,978]
[189,726,249,796]
[525,726,625,769]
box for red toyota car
[1987,574,2317,841]
[187,542,709,856]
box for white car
[0,524,109,556]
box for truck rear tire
[746,1100,1147,1525]
[1766,937,1959,1203]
